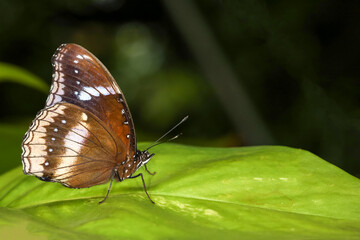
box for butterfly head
[136,150,155,165]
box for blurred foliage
[0,125,26,174]
[0,63,48,93]
[0,0,359,176]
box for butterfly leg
[129,173,155,204]
[144,164,156,175]
[99,171,116,204]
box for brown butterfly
[21,43,186,204]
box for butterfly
[21,43,186,204]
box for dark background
[0,0,359,177]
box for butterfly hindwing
[22,102,121,188]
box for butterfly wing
[47,43,136,162]
[22,43,142,187]
[22,102,119,188]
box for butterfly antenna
[146,115,188,151]
[146,133,182,150]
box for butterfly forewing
[47,44,136,160]
[22,102,121,188]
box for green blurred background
[0,0,359,177]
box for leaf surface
[0,145,359,239]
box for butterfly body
[21,44,154,202]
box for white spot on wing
[83,86,100,97]
[78,91,91,101]
[54,82,65,96]
[46,95,52,104]
[96,86,112,96]
[60,72,66,81]
[53,95,62,102]
[82,113,88,121]
[62,119,67,124]
[83,54,91,60]
[53,71,59,81]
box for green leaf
[0,145,359,239]
[0,62,48,93]
[0,124,27,175]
